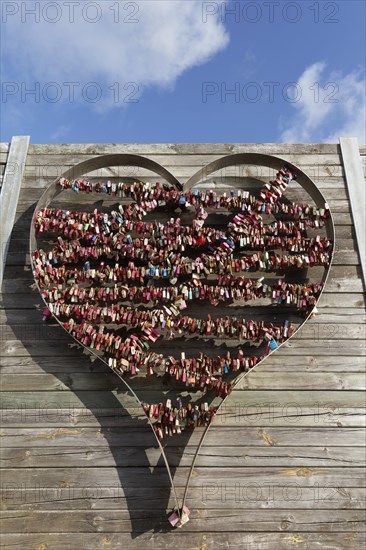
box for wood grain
[1,141,365,547]
[1,533,365,550]
[2,509,365,533]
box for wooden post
[339,137,366,289]
[0,135,30,288]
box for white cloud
[50,124,72,141]
[2,0,229,108]
[280,62,366,144]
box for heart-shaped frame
[30,152,335,525]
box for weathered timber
[0,139,365,547]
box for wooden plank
[1,265,364,300]
[1,509,365,534]
[1,466,365,487]
[27,143,341,155]
[2,391,365,425]
[3,234,358,265]
[22,179,346,194]
[1,532,365,550]
[22,160,346,177]
[23,164,347,180]
[1,353,365,374]
[2,264,363,294]
[324,266,364,292]
[5,295,365,320]
[22,164,346,187]
[2,370,366,393]
[1,272,364,294]
[236,372,365,390]
[0,136,30,288]
[9,207,354,229]
[10,208,355,230]
[1,407,364,429]
[22,152,345,169]
[14,185,351,207]
[1,390,364,412]
[215,407,366,427]
[1,486,364,511]
[0,318,364,344]
[0,371,364,392]
[316,293,365,307]
[2,292,365,311]
[15,186,351,202]
[18,157,344,186]
[1,324,364,354]
[1,444,365,468]
[0,426,364,447]
[334,239,359,252]
[3,244,359,267]
[1,337,365,357]
[30,248,362,265]
[15,198,352,217]
[340,137,366,286]
[295,322,365,339]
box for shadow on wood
[3,205,202,536]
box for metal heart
[30,152,334,526]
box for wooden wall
[1,142,365,549]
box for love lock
[168,506,191,528]
[30,152,334,526]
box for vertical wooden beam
[0,136,30,289]
[0,143,11,192]
[339,137,366,289]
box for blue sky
[1,0,365,143]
